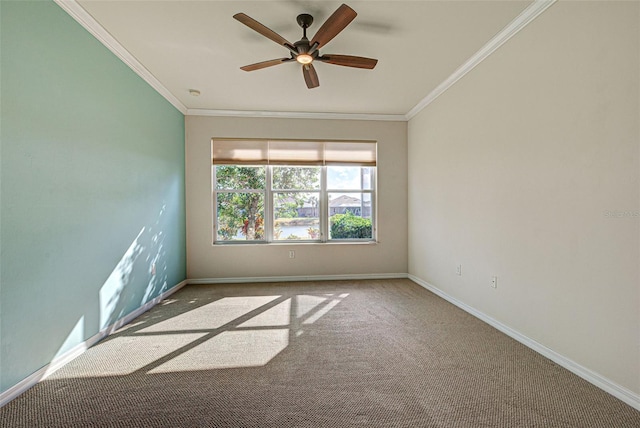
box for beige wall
[186,116,408,279]
[408,1,639,395]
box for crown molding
[54,0,188,115]
[405,0,556,121]
[55,0,555,122]
[187,108,407,122]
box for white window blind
[212,139,376,166]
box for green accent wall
[0,1,186,393]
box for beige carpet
[1,279,639,427]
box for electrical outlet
[456,264,462,276]
[289,250,295,259]
[491,276,497,289]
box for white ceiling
[71,1,534,117]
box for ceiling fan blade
[310,4,357,49]
[241,58,293,72]
[303,64,320,89]
[317,54,378,69]
[234,13,293,47]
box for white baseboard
[408,274,640,412]
[187,273,408,285]
[0,280,188,408]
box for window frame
[212,165,376,244]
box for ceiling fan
[234,3,378,89]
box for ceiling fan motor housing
[294,39,314,55]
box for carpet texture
[1,279,639,427]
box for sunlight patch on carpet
[148,329,289,371]
[50,333,206,378]
[139,295,282,332]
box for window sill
[213,240,378,247]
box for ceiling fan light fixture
[296,54,313,65]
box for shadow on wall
[50,203,172,363]
[99,204,170,331]
[1,173,185,401]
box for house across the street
[296,195,371,217]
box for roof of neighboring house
[329,195,363,208]
[289,194,370,209]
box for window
[212,139,376,243]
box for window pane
[327,166,373,190]
[329,193,373,240]
[274,192,320,241]
[216,192,265,241]
[361,168,374,190]
[216,166,266,190]
[272,166,320,190]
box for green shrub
[330,213,372,239]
